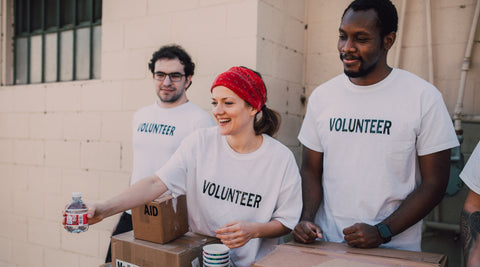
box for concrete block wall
[0,81,130,267]
[257,0,306,161]
[0,0,479,266]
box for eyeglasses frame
[153,71,186,82]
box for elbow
[421,177,449,202]
[149,175,168,197]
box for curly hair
[148,44,195,77]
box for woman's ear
[250,106,258,117]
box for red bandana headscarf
[210,67,267,111]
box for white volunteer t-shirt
[156,127,302,267]
[460,142,480,194]
[130,101,214,185]
[298,68,459,251]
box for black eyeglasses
[154,71,185,82]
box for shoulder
[387,69,444,109]
[183,101,202,109]
[133,103,157,119]
[135,103,156,113]
[183,102,214,119]
[309,74,345,98]
[394,69,440,94]
[184,101,208,112]
[263,135,296,159]
[184,126,218,143]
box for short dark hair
[148,44,195,77]
[342,0,398,38]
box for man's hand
[293,220,323,243]
[343,223,383,248]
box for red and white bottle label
[66,213,88,226]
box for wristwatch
[375,222,392,243]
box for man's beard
[341,54,378,78]
[158,87,183,103]
[160,93,181,103]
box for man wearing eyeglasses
[105,44,215,263]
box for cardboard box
[253,241,447,267]
[112,231,219,267]
[132,194,188,244]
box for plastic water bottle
[65,192,89,233]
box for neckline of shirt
[220,132,269,159]
[154,100,191,110]
[344,68,398,93]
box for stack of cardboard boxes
[110,194,219,267]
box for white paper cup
[203,244,229,256]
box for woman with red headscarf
[66,67,302,267]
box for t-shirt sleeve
[298,94,323,152]
[270,153,302,230]
[416,94,459,156]
[154,134,194,197]
[460,142,480,194]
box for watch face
[376,223,392,243]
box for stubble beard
[342,57,378,78]
[158,86,184,104]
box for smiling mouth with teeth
[218,118,231,124]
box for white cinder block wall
[257,0,307,161]
[0,0,479,266]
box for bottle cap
[72,192,82,198]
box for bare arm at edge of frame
[462,188,480,267]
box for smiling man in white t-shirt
[293,0,459,251]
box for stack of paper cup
[203,244,230,267]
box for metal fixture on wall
[453,0,480,127]
[424,0,480,235]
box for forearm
[254,220,291,239]
[99,175,168,219]
[300,174,323,221]
[382,182,444,236]
[299,147,324,222]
